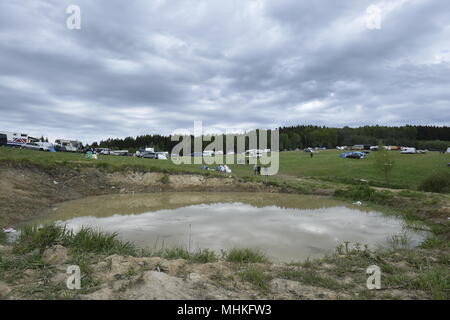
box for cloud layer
[1,0,449,143]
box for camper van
[0,131,29,144]
[54,139,83,152]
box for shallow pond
[43,192,426,262]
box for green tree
[290,133,302,149]
[373,145,395,183]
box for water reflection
[43,192,426,261]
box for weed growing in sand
[239,265,272,291]
[223,248,269,264]
[14,224,136,256]
[277,269,346,290]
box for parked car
[155,152,168,160]
[21,142,53,152]
[340,151,366,159]
[346,152,365,159]
[95,148,111,155]
[141,152,157,159]
[110,150,129,156]
[21,143,39,151]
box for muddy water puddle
[43,192,426,261]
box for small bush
[334,185,375,201]
[15,224,70,253]
[69,227,136,255]
[334,185,394,204]
[418,171,450,193]
[239,265,272,291]
[190,248,218,263]
[156,247,191,260]
[159,174,170,184]
[152,247,217,263]
[224,248,269,263]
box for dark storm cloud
[0,0,449,143]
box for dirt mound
[0,163,275,227]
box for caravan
[0,131,29,144]
[401,147,416,154]
[55,139,83,152]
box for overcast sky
[1,0,449,143]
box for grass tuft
[418,171,450,193]
[150,246,218,263]
[223,248,269,264]
[14,224,136,256]
[0,231,7,245]
[277,269,346,290]
[239,265,272,291]
[68,227,136,255]
[14,224,70,253]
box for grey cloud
[0,0,449,144]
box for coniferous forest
[91,125,450,152]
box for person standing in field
[310,152,314,158]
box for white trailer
[401,147,416,154]
[0,131,29,144]
[55,139,83,152]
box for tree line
[90,125,450,152]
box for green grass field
[1,146,449,190]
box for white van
[55,139,83,152]
[401,147,416,154]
